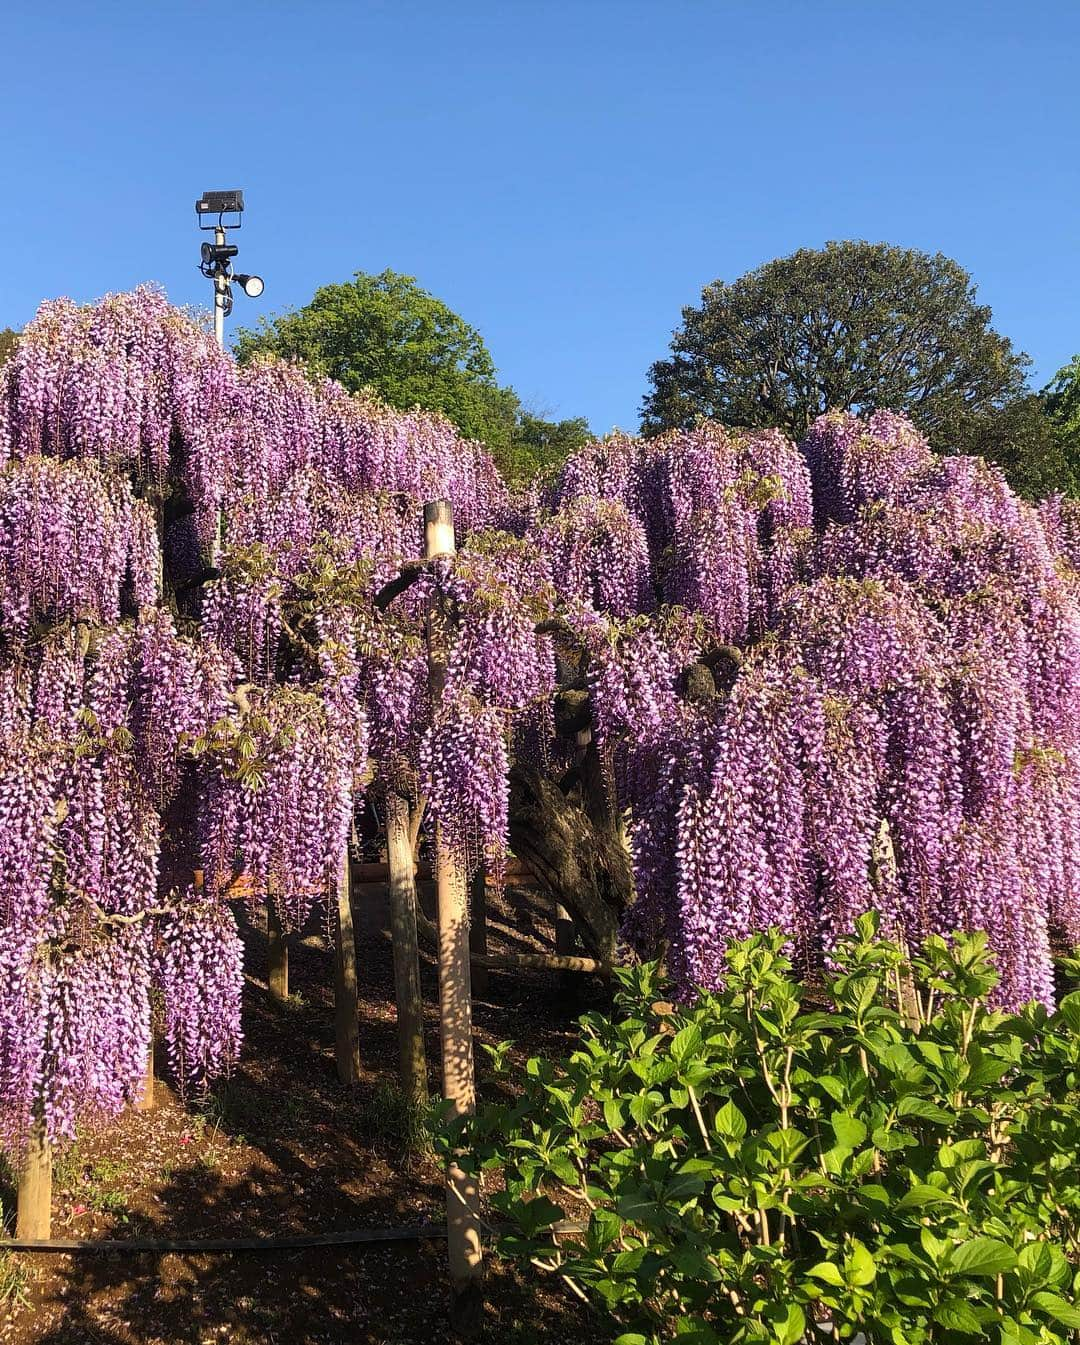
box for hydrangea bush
[450,919,1080,1345]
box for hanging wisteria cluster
[0,287,525,1156]
[545,411,1080,1008]
[5,282,1080,1160]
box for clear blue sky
[2,1,1078,435]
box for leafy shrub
[444,917,1080,1344]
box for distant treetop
[642,241,1029,450]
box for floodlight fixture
[195,188,262,348]
[195,189,245,226]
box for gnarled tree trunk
[507,764,633,964]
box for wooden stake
[16,1120,51,1241]
[436,837,484,1322]
[424,499,483,1321]
[333,844,362,1086]
[468,865,489,999]
[135,1035,155,1111]
[386,789,429,1107]
[267,902,289,1003]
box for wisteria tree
[2,284,1080,1260]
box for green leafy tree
[506,412,593,483]
[1046,355,1080,435]
[965,393,1076,499]
[642,241,1033,461]
[235,267,524,462]
[1041,355,1080,494]
[0,328,18,366]
[235,269,522,463]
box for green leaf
[818,1075,846,1103]
[1057,990,1080,1034]
[514,1194,565,1236]
[714,1099,747,1142]
[806,1261,845,1287]
[897,1096,955,1125]
[768,1303,806,1345]
[603,1098,626,1131]
[628,1090,660,1127]
[670,1024,704,1066]
[670,1247,723,1282]
[934,1299,983,1334]
[586,1208,622,1254]
[950,1237,1017,1278]
[1017,1240,1067,1288]
[895,1183,955,1211]
[831,1112,868,1149]
[847,1240,877,1287]
[1032,1292,1080,1330]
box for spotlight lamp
[235,274,265,299]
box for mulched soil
[0,880,612,1345]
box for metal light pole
[213,223,228,350]
[195,189,263,350]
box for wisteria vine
[3,285,1080,1163]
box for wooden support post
[333,844,362,1086]
[436,838,483,1327]
[425,499,483,1328]
[468,865,489,999]
[387,790,429,1107]
[16,1120,51,1241]
[267,902,289,1003]
[135,1034,155,1111]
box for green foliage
[1041,357,1080,494]
[447,918,1080,1344]
[642,241,1031,456]
[0,1249,29,1308]
[507,413,593,484]
[235,268,518,452]
[0,327,18,366]
[1045,357,1080,440]
[353,1081,437,1159]
[962,394,1077,500]
[234,270,588,480]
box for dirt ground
[0,880,611,1345]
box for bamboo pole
[424,499,483,1323]
[483,951,607,974]
[386,789,429,1107]
[267,903,289,1003]
[333,843,362,1086]
[379,923,608,975]
[16,1120,51,1241]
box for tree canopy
[234,269,586,481]
[1045,356,1080,442]
[504,412,593,482]
[641,241,1031,458]
[0,328,18,365]
[963,393,1077,500]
